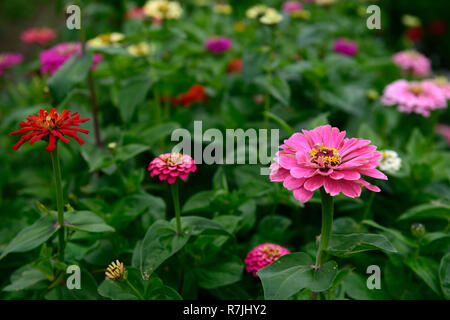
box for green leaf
[80,143,115,173]
[179,216,231,237]
[439,253,450,299]
[0,216,57,261]
[357,123,383,147]
[398,203,450,221]
[64,211,115,233]
[139,220,189,277]
[256,76,291,106]
[117,74,152,122]
[3,267,47,291]
[182,191,214,214]
[115,144,150,163]
[195,256,244,289]
[405,256,441,296]
[406,128,429,162]
[257,252,338,300]
[307,112,329,129]
[47,52,94,103]
[98,268,145,300]
[264,112,295,135]
[343,272,391,300]
[362,220,417,247]
[328,233,397,257]
[212,167,228,191]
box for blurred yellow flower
[401,15,421,28]
[290,9,311,20]
[246,5,268,19]
[105,260,127,281]
[214,4,232,15]
[127,42,155,56]
[234,21,246,33]
[88,33,124,48]
[143,0,183,19]
[260,8,283,25]
[366,89,379,101]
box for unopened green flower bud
[411,223,426,238]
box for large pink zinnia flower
[40,42,103,75]
[205,36,232,54]
[381,79,447,117]
[148,153,197,184]
[282,1,303,12]
[392,50,431,77]
[332,38,359,57]
[0,53,23,75]
[425,77,450,99]
[244,243,290,277]
[21,27,57,46]
[270,125,387,203]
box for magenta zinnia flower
[333,38,358,56]
[40,42,103,75]
[0,53,23,75]
[21,27,57,46]
[245,243,290,277]
[148,153,197,184]
[392,50,431,77]
[282,1,303,12]
[270,125,387,203]
[205,36,232,54]
[381,79,447,117]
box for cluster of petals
[244,243,290,277]
[205,36,232,54]
[425,77,450,99]
[226,58,242,74]
[392,50,431,77]
[126,6,145,20]
[143,0,183,20]
[333,38,359,57]
[0,53,23,75]
[381,79,447,117]
[281,1,303,12]
[270,125,387,203]
[9,108,90,152]
[162,84,208,107]
[148,153,197,184]
[40,42,103,75]
[20,27,56,46]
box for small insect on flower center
[408,82,423,95]
[309,144,341,167]
[263,246,281,258]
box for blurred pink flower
[424,77,450,99]
[270,125,386,203]
[244,243,290,277]
[381,79,447,117]
[21,27,56,46]
[0,53,23,75]
[205,36,232,54]
[392,50,431,77]
[437,124,450,146]
[333,38,358,56]
[126,6,144,20]
[40,42,103,75]
[148,153,197,184]
[282,1,303,12]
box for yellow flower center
[263,246,281,258]
[408,82,423,95]
[167,153,183,165]
[159,3,169,14]
[310,145,341,167]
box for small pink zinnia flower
[282,1,303,12]
[333,38,359,57]
[148,153,197,184]
[270,125,387,203]
[126,6,144,20]
[21,27,56,46]
[381,79,447,117]
[392,50,431,77]
[0,53,23,75]
[205,36,232,54]
[244,243,290,277]
[40,42,103,75]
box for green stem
[50,145,65,261]
[170,182,182,235]
[361,192,375,223]
[315,188,334,268]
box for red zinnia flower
[10,108,90,152]
[428,19,447,36]
[406,26,424,42]
[227,58,243,74]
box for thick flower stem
[315,188,334,268]
[170,182,182,235]
[50,145,65,260]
